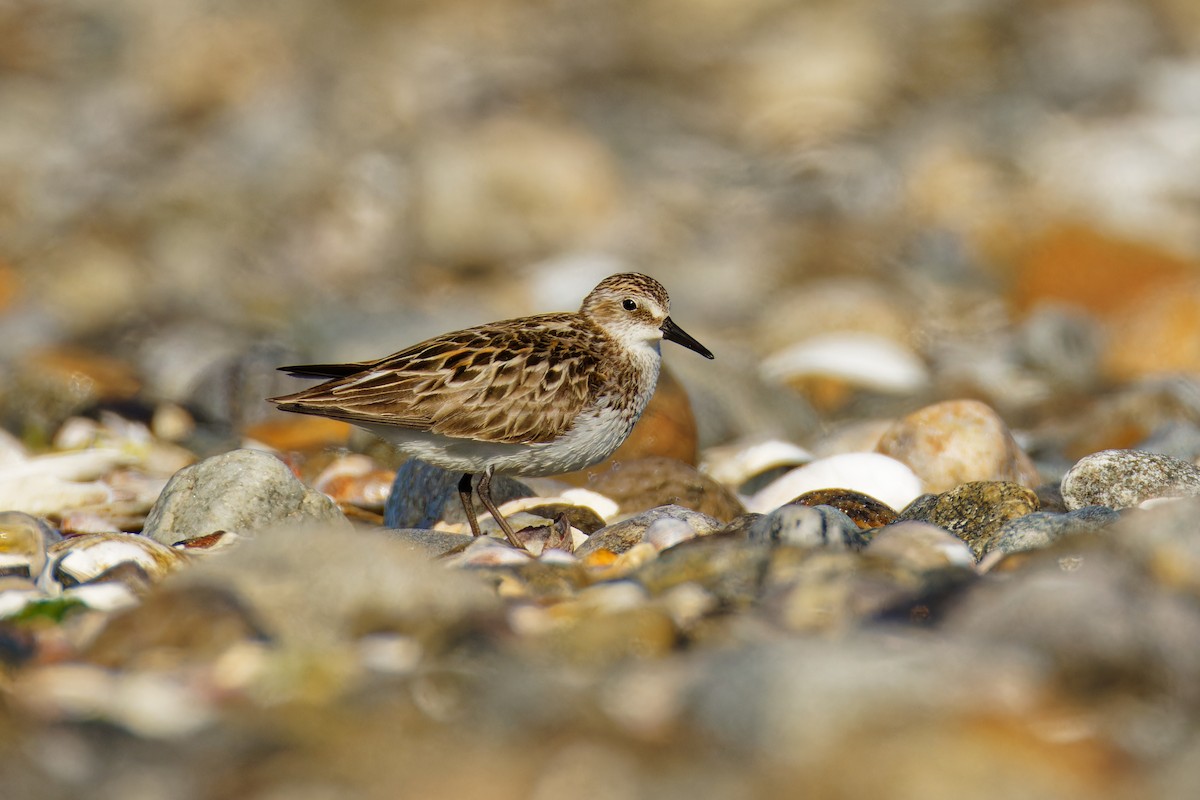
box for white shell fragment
[701,438,815,488]
[748,452,924,513]
[762,332,930,394]
[44,533,187,590]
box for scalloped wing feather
[270,315,610,445]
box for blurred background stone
[3,0,1200,796]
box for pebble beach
[4,1,1200,797]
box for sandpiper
[270,273,714,547]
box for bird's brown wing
[270,315,612,445]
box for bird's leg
[458,473,483,537]
[477,465,523,548]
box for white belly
[366,343,661,477]
[364,402,638,477]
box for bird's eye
[623,299,637,311]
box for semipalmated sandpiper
[270,273,713,547]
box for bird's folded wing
[270,319,610,445]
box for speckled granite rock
[1061,449,1200,511]
[899,481,1040,560]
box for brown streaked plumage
[270,273,713,547]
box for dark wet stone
[631,536,772,608]
[383,459,533,529]
[748,504,871,550]
[983,505,1120,559]
[143,448,348,545]
[576,505,722,557]
[1061,449,1200,511]
[899,481,1039,560]
[585,457,746,522]
[788,488,898,529]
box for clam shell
[762,332,929,394]
[44,533,187,589]
[749,452,924,513]
[701,438,814,488]
[0,511,59,579]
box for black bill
[661,316,714,359]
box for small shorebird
[270,273,714,547]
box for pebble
[383,458,533,530]
[1100,497,1200,598]
[1060,448,1200,511]
[631,537,772,609]
[763,549,933,632]
[898,481,1040,560]
[749,452,923,514]
[383,528,475,559]
[876,399,1041,494]
[945,553,1200,722]
[83,584,269,669]
[7,2,1200,795]
[582,457,745,522]
[786,488,898,529]
[142,449,350,546]
[864,521,977,574]
[575,506,723,558]
[174,523,501,649]
[0,511,61,580]
[45,533,188,591]
[979,505,1120,564]
[748,504,870,550]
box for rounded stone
[748,504,870,550]
[383,459,533,530]
[864,521,977,573]
[899,481,1040,561]
[1061,449,1200,511]
[876,399,1041,493]
[580,457,745,523]
[787,488,898,529]
[575,505,722,558]
[981,505,1120,560]
[143,449,349,545]
[631,536,772,609]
